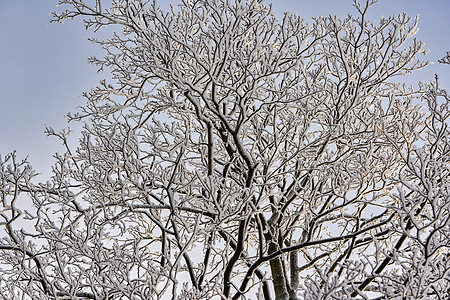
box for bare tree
[1,0,449,299]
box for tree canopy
[0,0,449,299]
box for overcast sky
[0,0,449,177]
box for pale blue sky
[0,0,449,176]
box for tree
[0,0,449,299]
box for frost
[1,0,449,299]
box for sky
[0,0,449,178]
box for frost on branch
[1,0,449,299]
[438,51,450,64]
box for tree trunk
[268,241,289,300]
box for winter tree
[1,0,449,299]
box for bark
[268,241,289,300]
